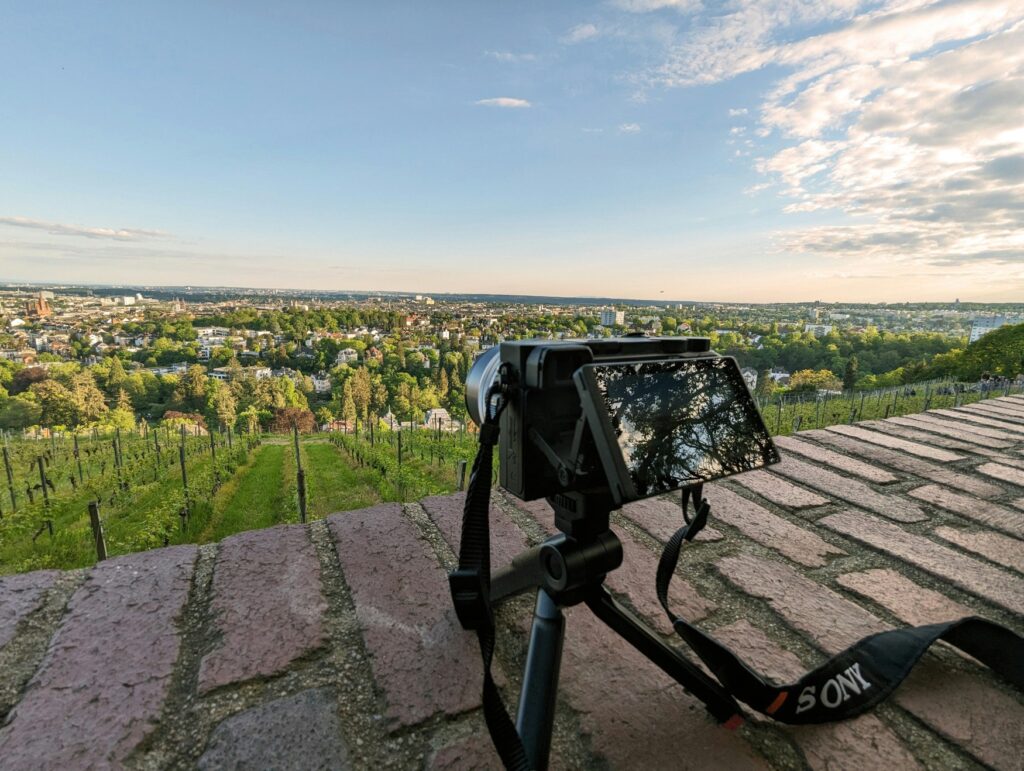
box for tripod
[489,491,743,770]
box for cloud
[619,123,642,132]
[484,51,538,63]
[728,108,748,117]
[0,215,169,241]
[563,23,600,43]
[611,0,700,11]
[640,0,1024,271]
[474,97,532,108]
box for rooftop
[2,397,1024,769]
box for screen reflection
[589,358,777,497]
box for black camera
[466,336,779,506]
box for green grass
[200,445,288,542]
[302,442,383,520]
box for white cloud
[619,123,642,132]
[728,108,748,116]
[643,0,1024,271]
[484,51,538,63]
[563,23,600,43]
[474,97,532,108]
[0,215,169,241]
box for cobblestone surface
[1,401,1023,769]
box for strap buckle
[448,568,490,630]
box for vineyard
[3,377,1021,575]
[755,378,1024,435]
[0,424,478,575]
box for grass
[302,442,383,520]
[200,445,288,543]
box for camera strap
[447,389,530,771]
[657,486,1024,724]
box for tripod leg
[516,589,565,771]
[586,586,743,726]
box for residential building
[969,316,1008,343]
[601,309,625,326]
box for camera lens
[464,346,502,426]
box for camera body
[497,336,713,501]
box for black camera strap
[657,486,1024,724]
[448,389,530,771]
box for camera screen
[580,357,778,498]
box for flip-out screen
[576,357,779,501]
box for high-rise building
[969,316,1007,343]
[601,308,625,326]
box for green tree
[843,356,859,391]
[789,369,842,393]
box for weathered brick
[429,732,501,771]
[908,484,1024,539]
[198,688,348,771]
[703,485,845,568]
[423,492,531,567]
[718,553,1024,769]
[729,469,830,508]
[557,606,768,769]
[913,412,1024,440]
[960,402,1024,424]
[328,504,486,729]
[824,424,963,462]
[886,415,1016,449]
[933,526,1024,574]
[819,510,1024,614]
[0,546,196,768]
[929,408,1024,435]
[612,494,724,543]
[774,436,898,483]
[976,461,1024,489]
[896,661,1024,771]
[770,456,928,523]
[806,429,1002,499]
[199,525,327,693]
[713,620,920,771]
[836,569,973,625]
[859,420,1008,457]
[0,570,58,650]
[718,554,886,650]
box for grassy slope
[302,442,382,520]
[200,445,288,543]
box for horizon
[2,2,1022,302]
[7,277,1024,309]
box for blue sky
[2,1,1022,302]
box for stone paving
[2,397,1024,769]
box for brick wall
[2,397,1024,769]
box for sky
[1,0,1022,303]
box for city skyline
[2,1,1022,302]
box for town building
[969,316,1008,343]
[601,309,625,327]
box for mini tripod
[488,490,742,770]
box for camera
[466,336,779,506]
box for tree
[105,357,127,395]
[755,368,775,398]
[0,396,41,430]
[843,356,859,391]
[209,383,237,429]
[31,381,78,426]
[268,407,315,433]
[789,369,843,392]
